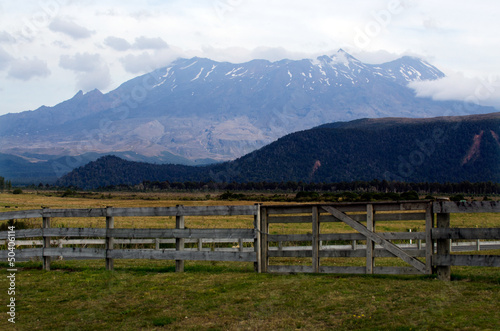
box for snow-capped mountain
[0,49,495,176]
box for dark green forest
[56,114,500,190]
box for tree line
[101,179,499,195]
[0,176,12,191]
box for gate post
[425,203,434,274]
[312,206,320,273]
[176,205,185,272]
[105,206,114,271]
[366,204,374,274]
[260,207,268,273]
[436,200,451,281]
[254,204,261,273]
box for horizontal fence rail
[0,205,258,221]
[0,205,260,272]
[431,201,500,280]
[432,201,499,213]
[1,201,499,279]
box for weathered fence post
[42,207,51,271]
[425,202,434,274]
[105,206,114,271]
[436,200,451,281]
[254,204,261,272]
[312,206,320,273]
[176,205,185,272]
[366,204,374,274]
[260,207,268,273]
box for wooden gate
[2,201,499,278]
[260,202,433,275]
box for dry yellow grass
[1,192,500,330]
[2,191,499,231]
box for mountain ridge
[1,50,498,184]
[1,50,491,160]
[57,112,500,189]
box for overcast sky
[1,0,499,116]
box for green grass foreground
[1,260,499,330]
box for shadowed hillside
[57,113,500,189]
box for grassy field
[1,192,500,330]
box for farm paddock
[1,194,499,330]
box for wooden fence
[0,201,499,280]
[432,200,500,280]
[0,205,260,272]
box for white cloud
[104,36,132,51]
[129,9,159,21]
[0,46,13,70]
[7,57,50,80]
[52,40,72,49]
[120,49,182,74]
[1,1,500,115]
[75,68,111,92]
[104,36,169,52]
[409,72,500,110]
[349,49,402,64]
[49,17,94,39]
[59,52,102,72]
[196,45,318,64]
[0,31,15,43]
[59,52,111,91]
[249,46,310,62]
[133,36,168,50]
[120,52,158,74]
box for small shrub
[359,192,374,201]
[12,188,23,194]
[341,192,359,202]
[219,191,246,200]
[295,191,320,201]
[450,194,465,202]
[385,192,402,201]
[401,191,419,200]
[62,189,76,197]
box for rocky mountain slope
[2,50,498,183]
[57,112,500,189]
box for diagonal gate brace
[322,206,427,274]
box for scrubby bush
[450,194,466,202]
[295,191,320,201]
[62,189,77,197]
[341,192,359,202]
[219,191,246,200]
[401,191,419,200]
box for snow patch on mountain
[3,48,488,164]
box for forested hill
[57,156,206,190]
[57,113,500,189]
